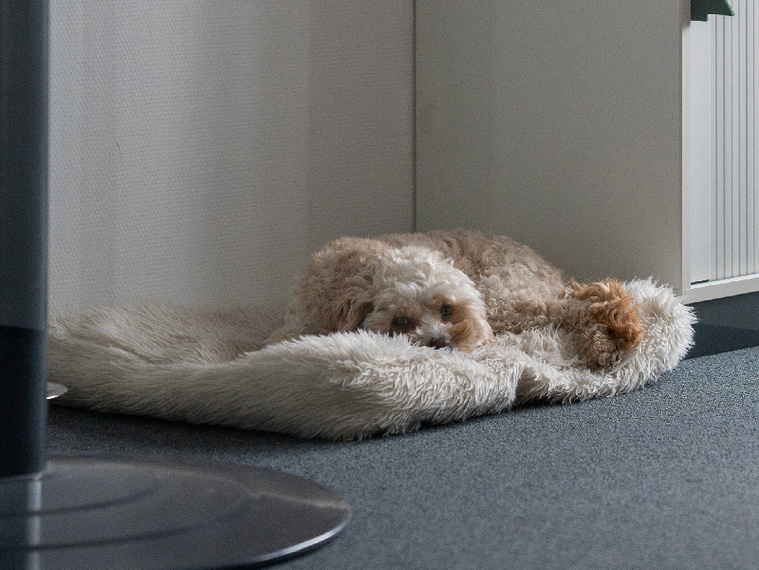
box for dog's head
[350,247,493,353]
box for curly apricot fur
[570,278,643,352]
[269,229,644,370]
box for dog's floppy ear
[297,236,386,335]
[331,297,373,332]
[326,275,374,332]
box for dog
[267,229,642,370]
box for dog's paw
[569,278,643,371]
[575,323,625,371]
[571,278,643,351]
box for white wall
[416,0,686,286]
[48,1,414,316]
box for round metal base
[0,456,350,569]
[45,383,67,400]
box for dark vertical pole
[0,0,49,477]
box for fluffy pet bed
[49,279,694,440]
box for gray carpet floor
[47,346,759,570]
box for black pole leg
[0,327,48,477]
[0,0,50,477]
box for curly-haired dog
[267,229,642,370]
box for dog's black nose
[427,336,451,350]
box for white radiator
[694,1,758,282]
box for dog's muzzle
[426,335,451,350]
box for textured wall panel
[48,1,413,315]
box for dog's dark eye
[391,316,412,330]
[440,304,454,320]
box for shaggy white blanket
[49,279,694,440]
